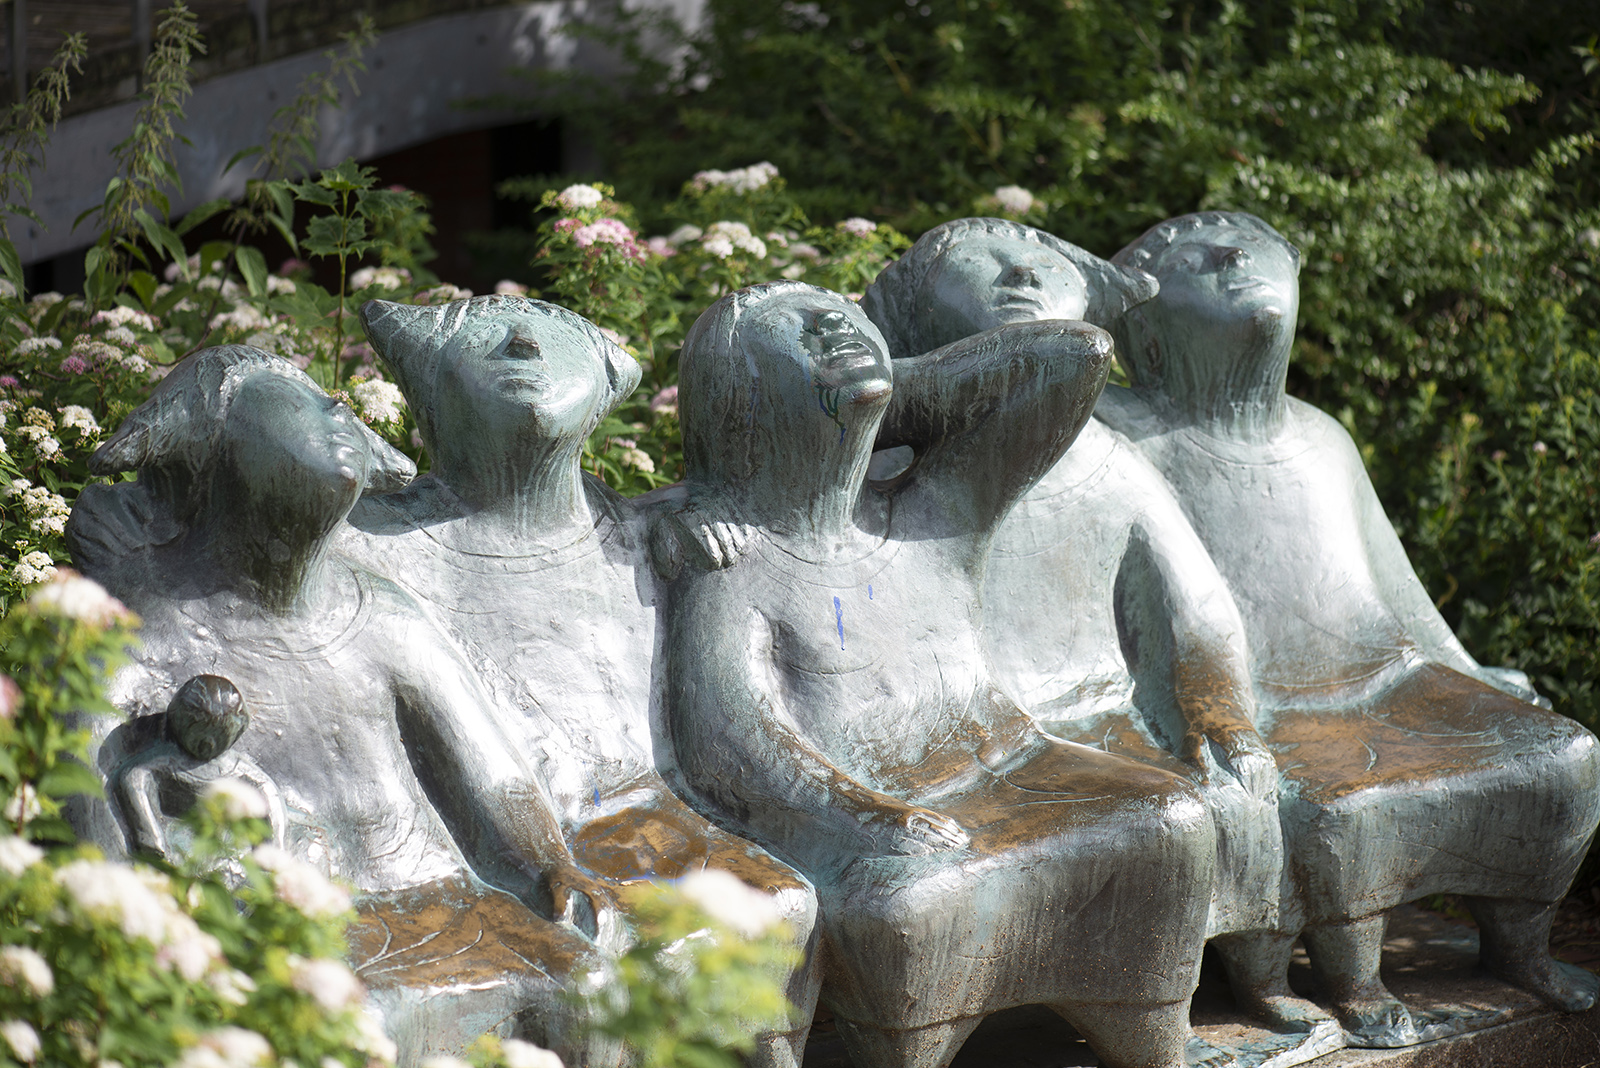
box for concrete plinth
[802,905,1600,1067]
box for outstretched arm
[879,320,1112,539]
[667,569,968,867]
[1123,487,1274,802]
[386,612,614,937]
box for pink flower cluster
[555,217,652,262]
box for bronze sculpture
[67,347,610,1064]
[343,295,821,1068]
[1099,210,1600,1047]
[660,280,1227,1068]
[862,218,1340,1061]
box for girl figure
[68,347,613,1064]
[1100,211,1600,1046]
[345,295,820,1068]
[660,280,1225,1068]
[862,218,1336,1054]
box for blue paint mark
[833,596,845,649]
[593,786,600,807]
[868,584,873,600]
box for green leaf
[236,245,268,298]
[38,760,104,800]
[175,196,231,236]
[224,143,265,174]
[0,239,23,295]
[132,208,188,272]
[198,240,234,279]
[290,180,338,207]
[127,270,159,309]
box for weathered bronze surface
[1099,210,1600,1048]
[67,347,614,1065]
[862,218,1337,1064]
[660,280,1226,1068]
[342,295,820,1068]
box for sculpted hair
[90,345,414,521]
[861,216,1158,358]
[365,295,640,452]
[1110,211,1300,388]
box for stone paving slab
[802,905,1600,1067]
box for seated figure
[862,218,1337,1051]
[1098,211,1600,1045]
[343,295,820,1068]
[68,347,612,1064]
[660,280,1224,1068]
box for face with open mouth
[1151,224,1298,323]
[921,236,1089,350]
[740,289,893,425]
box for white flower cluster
[13,337,59,356]
[503,1040,565,1068]
[9,552,55,586]
[251,844,353,918]
[289,955,365,1012]
[0,676,18,720]
[0,837,41,877]
[266,275,297,295]
[0,946,53,998]
[678,867,785,938]
[55,859,224,981]
[13,409,61,461]
[209,304,274,334]
[173,1026,273,1068]
[18,483,70,537]
[702,221,767,260]
[27,571,135,627]
[351,379,406,426]
[991,184,1036,215]
[58,404,99,438]
[557,184,605,211]
[495,279,530,295]
[202,778,270,821]
[104,325,139,348]
[350,266,412,291]
[690,162,780,194]
[837,217,877,237]
[0,1019,38,1063]
[89,305,159,332]
[414,284,474,305]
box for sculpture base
[802,904,1599,1067]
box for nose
[809,309,852,334]
[1002,263,1042,288]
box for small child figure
[109,674,285,867]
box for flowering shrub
[575,870,799,1068]
[0,572,395,1068]
[512,169,908,493]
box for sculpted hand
[542,862,617,941]
[1184,722,1277,803]
[858,801,970,856]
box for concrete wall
[11,0,702,265]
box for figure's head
[862,217,1157,357]
[165,674,248,762]
[360,296,639,463]
[90,347,413,529]
[679,281,892,486]
[1111,211,1300,392]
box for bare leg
[1301,915,1421,1048]
[832,1015,983,1068]
[1468,896,1600,1012]
[1212,930,1335,1033]
[1050,1000,1236,1068]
